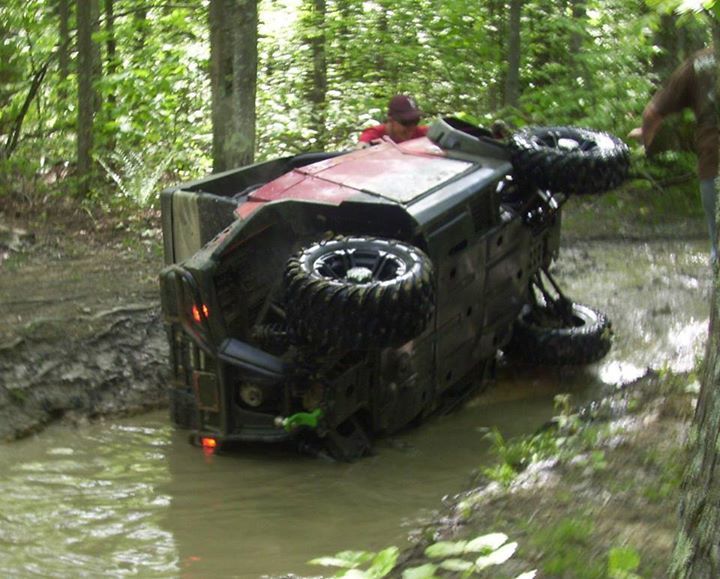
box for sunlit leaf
[309,550,373,568]
[464,533,509,553]
[514,571,538,579]
[340,569,371,579]
[439,558,474,572]
[424,541,468,559]
[475,542,518,570]
[401,563,438,579]
[368,546,399,577]
[608,546,641,574]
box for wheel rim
[313,247,407,284]
[535,130,598,153]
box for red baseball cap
[388,95,421,122]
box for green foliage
[309,547,399,578]
[420,532,527,577]
[308,533,534,578]
[532,517,605,578]
[96,148,173,207]
[482,394,597,486]
[607,546,642,579]
[0,0,709,210]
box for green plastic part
[282,408,324,431]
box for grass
[562,176,706,241]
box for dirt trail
[0,206,167,440]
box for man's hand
[627,127,643,142]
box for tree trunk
[231,0,258,167]
[76,0,101,197]
[305,0,328,148]
[209,0,258,172]
[57,0,70,100]
[104,0,117,108]
[569,0,591,91]
[669,22,720,578]
[504,0,522,108]
[134,7,148,54]
[487,0,505,111]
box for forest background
[0,0,713,210]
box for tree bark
[104,0,117,108]
[231,0,258,167]
[209,0,258,172]
[57,0,70,100]
[305,0,327,148]
[3,60,51,159]
[76,0,101,197]
[504,0,522,108]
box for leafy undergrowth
[408,371,695,578]
[303,371,696,578]
[562,176,706,243]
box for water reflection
[0,422,178,576]
[0,239,711,577]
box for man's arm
[628,103,664,148]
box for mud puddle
[0,238,712,577]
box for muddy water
[0,240,712,578]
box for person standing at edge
[628,47,718,262]
[358,95,429,147]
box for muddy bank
[392,371,695,578]
[0,212,168,441]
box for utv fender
[283,236,435,351]
[510,126,630,195]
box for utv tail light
[200,436,218,450]
[192,303,210,324]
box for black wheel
[284,236,435,351]
[169,386,197,429]
[510,126,630,195]
[504,302,612,365]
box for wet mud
[0,210,713,576]
[0,223,167,440]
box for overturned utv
[159,118,629,460]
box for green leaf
[309,550,373,568]
[608,546,641,576]
[424,540,468,559]
[465,533,509,553]
[439,558,474,572]
[475,542,518,570]
[368,546,399,578]
[401,563,438,579]
[340,570,371,579]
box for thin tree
[57,0,70,100]
[209,0,258,172]
[305,0,328,148]
[505,0,522,108]
[76,0,101,196]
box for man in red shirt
[358,95,429,147]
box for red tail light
[192,304,210,323]
[200,437,218,454]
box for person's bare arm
[627,104,664,149]
[639,103,664,149]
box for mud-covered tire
[504,302,612,365]
[169,387,197,429]
[510,126,630,195]
[284,236,435,351]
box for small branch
[3,58,53,159]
